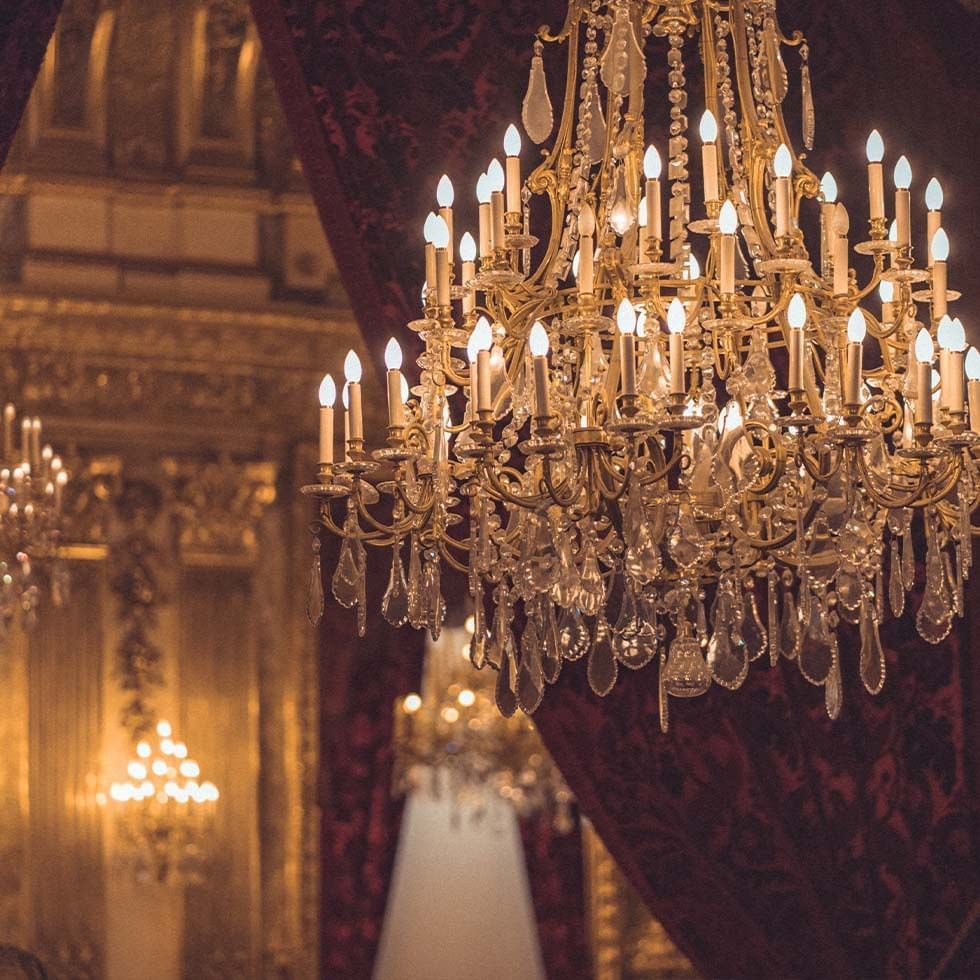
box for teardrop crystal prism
[825,656,842,720]
[577,542,604,617]
[612,584,656,670]
[381,542,409,627]
[917,520,953,644]
[600,4,632,95]
[522,52,554,144]
[741,589,768,662]
[801,63,815,150]
[798,597,834,685]
[584,77,607,165]
[778,587,801,660]
[541,598,562,683]
[332,538,360,609]
[764,20,789,103]
[662,635,712,698]
[495,633,519,718]
[558,606,591,661]
[407,533,423,628]
[623,483,661,585]
[859,601,886,695]
[551,532,581,608]
[306,539,324,627]
[517,620,545,714]
[707,592,748,690]
[658,652,669,732]
[889,538,905,618]
[587,619,618,697]
[768,570,780,666]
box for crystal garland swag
[305,0,980,726]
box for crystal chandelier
[0,402,69,627]
[105,719,219,884]
[306,0,980,725]
[393,618,573,829]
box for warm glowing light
[932,227,950,263]
[687,252,701,280]
[866,129,884,163]
[341,383,349,410]
[879,280,894,303]
[403,693,422,713]
[486,158,505,192]
[529,321,550,357]
[847,309,867,344]
[503,123,521,156]
[384,338,402,371]
[915,328,935,364]
[476,172,491,204]
[787,293,807,329]
[773,144,793,178]
[894,155,912,189]
[578,203,595,237]
[127,761,147,780]
[459,231,477,263]
[344,350,362,384]
[400,375,409,403]
[458,688,476,707]
[441,706,460,724]
[821,171,838,203]
[136,742,151,759]
[638,196,647,228]
[667,298,686,334]
[157,720,172,738]
[926,177,944,211]
[423,211,440,243]
[966,347,980,381]
[833,203,850,237]
[699,110,718,143]
[635,308,647,337]
[719,199,738,235]
[644,144,662,179]
[468,316,493,364]
[436,174,454,207]
[430,215,450,249]
[318,373,336,407]
[617,298,637,335]
[889,219,898,242]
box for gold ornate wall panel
[28,560,108,980]
[180,565,260,980]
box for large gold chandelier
[306,0,979,726]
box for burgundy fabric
[318,535,425,980]
[0,2,63,169]
[519,815,592,980]
[253,1,980,977]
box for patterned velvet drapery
[252,0,980,976]
[0,2,64,168]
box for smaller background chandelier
[393,617,573,830]
[105,718,219,884]
[0,402,69,629]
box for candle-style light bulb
[866,130,884,164]
[342,384,349,409]
[644,145,662,180]
[938,315,965,351]
[384,337,402,370]
[879,279,894,303]
[486,158,505,192]
[344,350,363,445]
[847,308,867,344]
[788,293,807,329]
[667,298,686,396]
[967,347,980,380]
[699,111,718,143]
[932,227,950,263]
[774,144,793,178]
[436,174,455,208]
[821,171,838,203]
[503,124,521,157]
[894,156,912,190]
[687,252,701,280]
[319,373,336,407]
[529,321,550,356]
[476,173,491,205]
[430,215,450,250]
[926,178,944,211]
[915,328,935,364]
[459,232,476,263]
[344,350,362,383]
[719,199,738,235]
[423,211,440,243]
[400,375,409,402]
[667,298,686,334]
[617,298,637,335]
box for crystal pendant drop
[407,533,423,629]
[381,541,410,627]
[558,606,590,661]
[588,617,618,697]
[517,618,545,714]
[658,651,669,733]
[825,653,843,720]
[612,583,656,670]
[495,630,519,718]
[707,589,748,690]
[577,539,604,617]
[541,598,562,683]
[859,600,886,695]
[332,537,360,609]
[801,63,815,149]
[778,585,801,660]
[306,537,324,626]
[623,483,661,585]
[768,570,780,666]
[522,44,553,144]
[584,77,607,166]
[551,532,581,608]
[741,587,768,662]
[889,537,905,618]
[763,19,789,103]
[917,514,953,644]
[798,591,834,685]
[662,635,712,698]
[600,2,632,95]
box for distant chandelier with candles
[305,0,980,725]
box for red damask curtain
[0,2,63,168]
[255,0,980,976]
